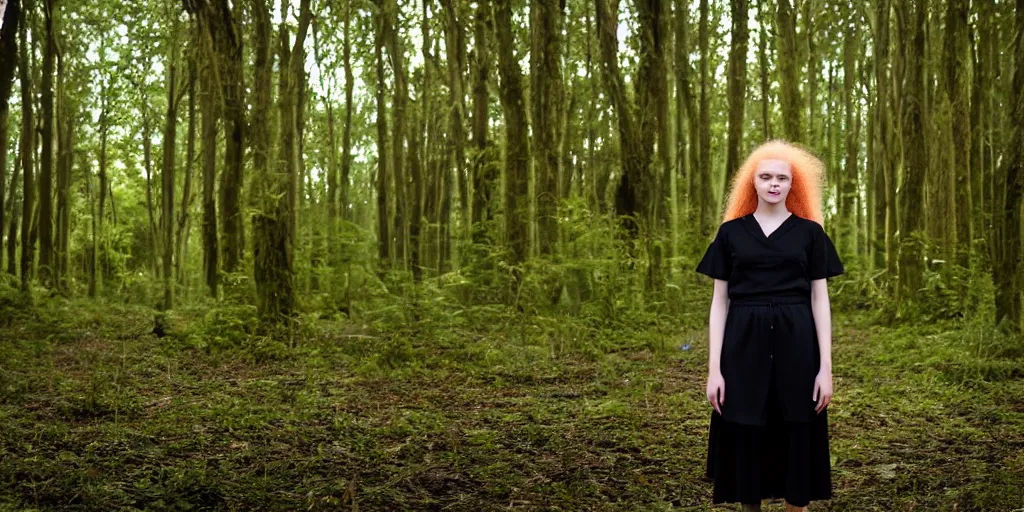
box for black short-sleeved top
[696,213,844,300]
[695,213,844,425]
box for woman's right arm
[706,279,729,413]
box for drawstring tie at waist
[730,297,809,307]
[729,297,808,336]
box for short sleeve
[809,223,844,280]
[696,225,732,280]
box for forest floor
[1,293,1023,511]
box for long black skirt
[704,371,832,507]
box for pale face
[754,159,793,205]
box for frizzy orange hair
[722,140,826,226]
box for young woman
[697,140,843,511]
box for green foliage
[0,280,29,328]
[1,295,1022,510]
[914,262,995,323]
[175,301,258,351]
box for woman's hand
[707,371,725,415]
[813,369,833,413]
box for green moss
[0,298,1021,510]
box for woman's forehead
[756,159,792,174]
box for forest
[0,0,1022,509]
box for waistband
[730,296,809,306]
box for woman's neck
[754,200,791,218]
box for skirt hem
[705,372,832,508]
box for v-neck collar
[745,212,797,242]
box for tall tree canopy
[0,0,1020,331]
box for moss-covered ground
[1,294,1022,511]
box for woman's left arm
[810,278,833,414]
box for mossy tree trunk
[992,0,1024,330]
[896,0,928,307]
[493,0,531,267]
[776,0,803,143]
[18,6,34,290]
[723,0,749,201]
[0,0,19,275]
[38,0,56,287]
[531,0,562,256]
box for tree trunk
[776,0,803,142]
[55,45,71,292]
[18,10,33,290]
[931,92,957,260]
[162,20,179,310]
[252,0,311,326]
[724,0,749,201]
[221,1,244,272]
[326,99,338,264]
[422,9,438,274]
[38,0,55,287]
[143,110,159,278]
[944,0,971,268]
[298,74,315,291]
[251,0,275,321]
[638,0,669,286]
[282,0,310,301]
[5,149,20,277]
[840,15,858,257]
[563,79,578,202]
[656,0,672,242]
[804,0,818,151]
[405,1,426,279]
[438,43,453,275]
[970,0,988,245]
[985,9,999,259]
[0,0,19,272]
[470,0,494,239]
[297,74,307,222]
[383,0,408,270]
[826,60,837,216]
[887,3,903,278]
[187,4,223,296]
[531,0,562,255]
[676,0,698,212]
[408,86,423,280]
[594,0,661,242]
[342,0,353,223]
[698,0,712,235]
[586,1,601,211]
[493,0,530,265]
[560,10,576,205]
[86,150,96,296]
[199,51,218,296]
[189,0,245,274]
[873,0,891,271]
[442,0,470,243]
[758,0,772,141]
[855,61,866,253]
[992,0,1024,330]
[374,5,391,270]
[177,48,197,287]
[897,0,928,306]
